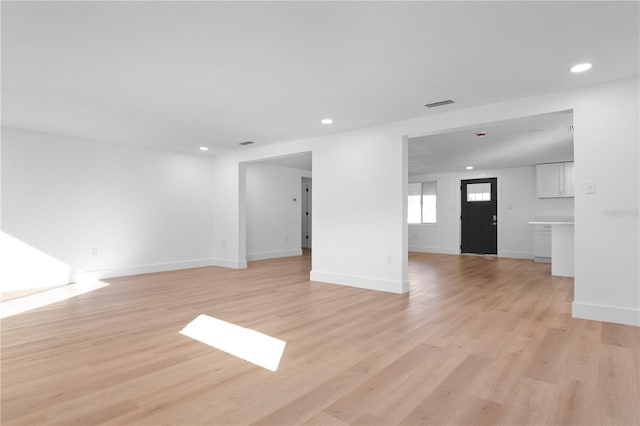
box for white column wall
[571,79,639,325]
[309,133,409,293]
[210,157,246,269]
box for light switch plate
[585,180,596,194]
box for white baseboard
[310,270,409,294]
[408,246,459,255]
[70,257,250,282]
[246,249,302,261]
[409,246,533,260]
[211,258,247,269]
[499,251,534,260]
[572,301,640,327]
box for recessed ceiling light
[476,132,486,137]
[466,166,474,170]
[321,118,333,125]
[570,63,592,73]
[199,146,209,151]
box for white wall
[245,163,310,261]
[1,128,218,283]
[409,165,575,258]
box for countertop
[528,216,574,225]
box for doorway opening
[241,151,312,270]
[406,109,574,261]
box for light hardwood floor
[2,252,639,425]
[0,287,60,302]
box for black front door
[461,178,497,255]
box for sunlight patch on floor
[180,314,286,372]
[0,275,109,319]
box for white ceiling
[2,2,638,155]
[409,110,574,176]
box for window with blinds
[408,181,437,224]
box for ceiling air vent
[239,141,255,146]
[425,99,455,108]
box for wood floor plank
[552,379,599,426]
[399,354,493,425]
[500,377,559,426]
[323,343,441,423]
[352,412,386,425]
[302,411,350,426]
[566,318,601,383]
[524,327,570,384]
[597,344,640,425]
[49,400,140,426]
[467,351,529,404]
[446,395,506,426]
[366,344,468,424]
[1,251,638,425]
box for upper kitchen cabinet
[536,162,574,198]
[563,162,575,197]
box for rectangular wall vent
[425,99,455,108]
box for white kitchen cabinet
[533,224,552,263]
[563,162,575,197]
[536,163,564,198]
[536,161,574,198]
[529,219,575,276]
